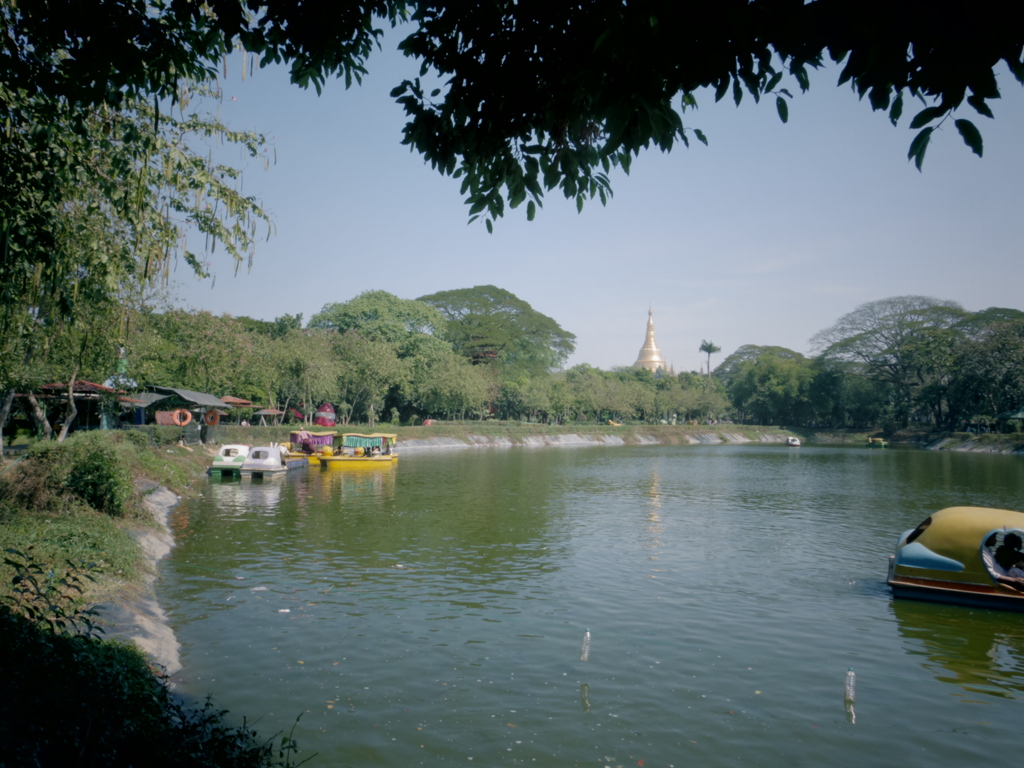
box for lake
[161,443,1024,768]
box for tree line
[10,283,1020,438]
[125,286,729,428]
[720,296,1024,432]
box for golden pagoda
[633,308,671,372]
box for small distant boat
[888,506,1024,612]
[867,437,888,448]
[210,444,250,477]
[240,444,308,478]
[786,436,801,447]
[319,433,398,469]
[286,430,337,467]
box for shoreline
[100,480,182,675]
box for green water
[162,445,1024,767]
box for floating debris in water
[580,630,591,662]
[278,609,291,613]
[844,668,856,724]
[579,683,591,713]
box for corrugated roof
[41,380,116,394]
[147,386,231,409]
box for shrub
[1,432,136,518]
[64,438,133,517]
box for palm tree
[699,340,721,379]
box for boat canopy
[342,433,397,448]
[290,430,337,446]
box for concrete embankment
[919,435,1024,454]
[398,430,792,452]
[101,482,182,675]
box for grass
[0,430,212,606]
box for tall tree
[699,340,722,378]
[418,285,576,375]
[950,319,1024,422]
[811,296,966,427]
[0,81,271,442]
[309,291,446,353]
[728,351,816,426]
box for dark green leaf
[527,200,536,221]
[714,78,729,103]
[889,92,904,126]
[694,129,708,146]
[954,118,983,157]
[909,106,946,129]
[868,85,890,111]
[907,127,933,170]
[776,96,789,124]
[967,94,994,119]
[765,72,782,93]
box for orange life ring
[172,409,192,427]
[204,410,220,426]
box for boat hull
[240,457,308,478]
[319,455,397,469]
[240,445,308,478]
[287,451,321,467]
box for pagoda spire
[633,308,668,372]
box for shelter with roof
[20,380,145,431]
[130,386,232,427]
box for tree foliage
[418,285,576,374]
[810,296,966,427]
[308,290,446,350]
[4,1,1021,229]
[0,78,272,442]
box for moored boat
[786,436,801,446]
[888,506,1024,611]
[867,437,888,448]
[319,433,398,469]
[240,443,308,478]
[210,444,250,477]
[286,430,337,467]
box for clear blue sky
[175,37,1024,373]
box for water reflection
[642,468,664,549]
[316,465,397,504]
[892,598,1024,698]
[209,476,285,516]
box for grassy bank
[0,430,211,604]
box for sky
[172,35,1024,373]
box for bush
[2,432,136,518]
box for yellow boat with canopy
[319,433,398,468]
